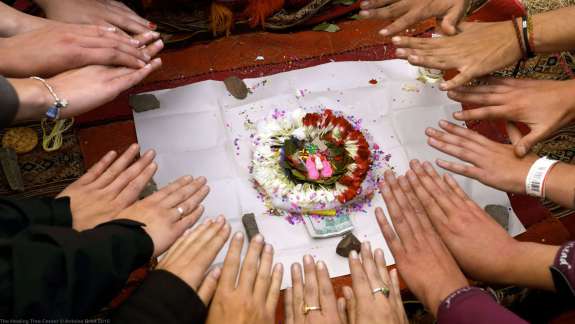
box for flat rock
[242,213,260,240]
[0,148,24,191]
[129,94,160,113]
[484,204,509,230]
[336,233,361,258]
[224,76,249,100]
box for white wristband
[525,156,559,198]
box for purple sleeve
[437,287,527,324]
[550,241,575,298]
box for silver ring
[176,206,185,219]
[372,286,390,298]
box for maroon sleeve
[437,286,527,324]
[550,241,575,299]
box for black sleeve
[111,270,208,324]
[0,219,154,319]
[0,197,72,237]
[0,76,19,129]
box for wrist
[507,241,559,290]
[10,78,52,122]
[428,280,468,317]
[510,154,538,194]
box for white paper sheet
[133,60,525,289]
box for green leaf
[349,14,360,20]
[312,22,341,33]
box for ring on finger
[176,206,185,220]
[372,286,390,298]
[303,305,321,315]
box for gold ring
[303,305,321,315]
[372,286,390,298]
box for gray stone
[484,204,509,230]
[242,213,260,240]
[336,233,361,258]
[129,94,160,113]
[0,148,24,191]
[224,76,249,100]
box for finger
[105,10,152,35]
[359,0,399,10]
[253,243,274,300]
[452,106,509,121]
[443,173,471,202]
[108,58,162,93]
[161,176,207,208]
[238,234,265,291]
[148,175,193,202]
[348,249,371,300]
[142,39,164,59]
[392,35,434,50]
[382,10,424,36]
[220,231,245,290]
[114,161,157,206]
[447,90,507,106]
[76,150,117,185]
[409,160,459,212]
[197,267,221,305]
[385,171,425,234]
[76,25,138,45]
[337,297,348,324]
[379,181,416,247]
[316,260,338,316]
[506,121,522,145]
[133,30,161,46]
[82,47,146,69]
[175,205,206,233]
[421,160,467,208]
[389,268,405,316]
[160,219,212,264]
[406,52,451,70]
[291,263,305,323]
[514,129,545,157]
[375,207,406,257]
[405,169,449,229]
[438,120,493,146]
[342,286,357,324]
[360,242,389,300]
[435,158,484,181]
[108,0,154,27]
[374,248,392,291]
[79,36,150,62]
[284,288,295,324]
[107,149,155,196]
[303,254,320,308]
[440,4,466,35]
[91,143,140,188]
[397,175,434,229]
[189,220,231,289]
[266,263,283,313]
[359,1,407,21]
[440,70,474,91]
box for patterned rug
[0,124,84,198]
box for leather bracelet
[521,16,535,59]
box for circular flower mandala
[251,109,376,213]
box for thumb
[197,267,221,305]
[440,6,465,35]
[514,130,542,157]
[505,122,523,145]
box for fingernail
[359,10,370,17]
[304,254,313,265]
[409,55,419,63]
[274,263,283,273]
[106,26,117,32]
[138,60,146,67]
[264,243,273,253]
[183,175,193,182]
[234,231,244,240]
[349,250,358,259]
[210,267,222,278]
[391,36,401,44]
[197,176,207,183]
[253,234,264,243]
[380,29,390,36]
[517,145,527,155]
[143,53,151,61]
[130,38,140,45]
[148,22,157,30]
[375,248,384,259]
[407,170,416,180]
[439,120,448,127]
[395,49,406,56]
[155,39,164,48]
[362,241,371,251]
[216,215,225,223]
[440,82,448,90]
[204,218,213,224]
[360,1,369,8]
[317,260,325,269]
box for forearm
[533,7,575,53]
[545,162,575,209]
[0,2,47,37]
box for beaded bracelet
[30,76,68,121]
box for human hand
[0,24,161,78]
[392,21,523,90]
[339,242,408,324]
[359,0,469,36]
[284,256,344,324]
[206,233,283,324]
[425,120,537,194]
[58,143,156,231]
[449,78,575,156]
[157,215,231,304]
[35,0,154,36]
[115,175,210,257]
[405,160,558,290]
[377,170,468,316]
